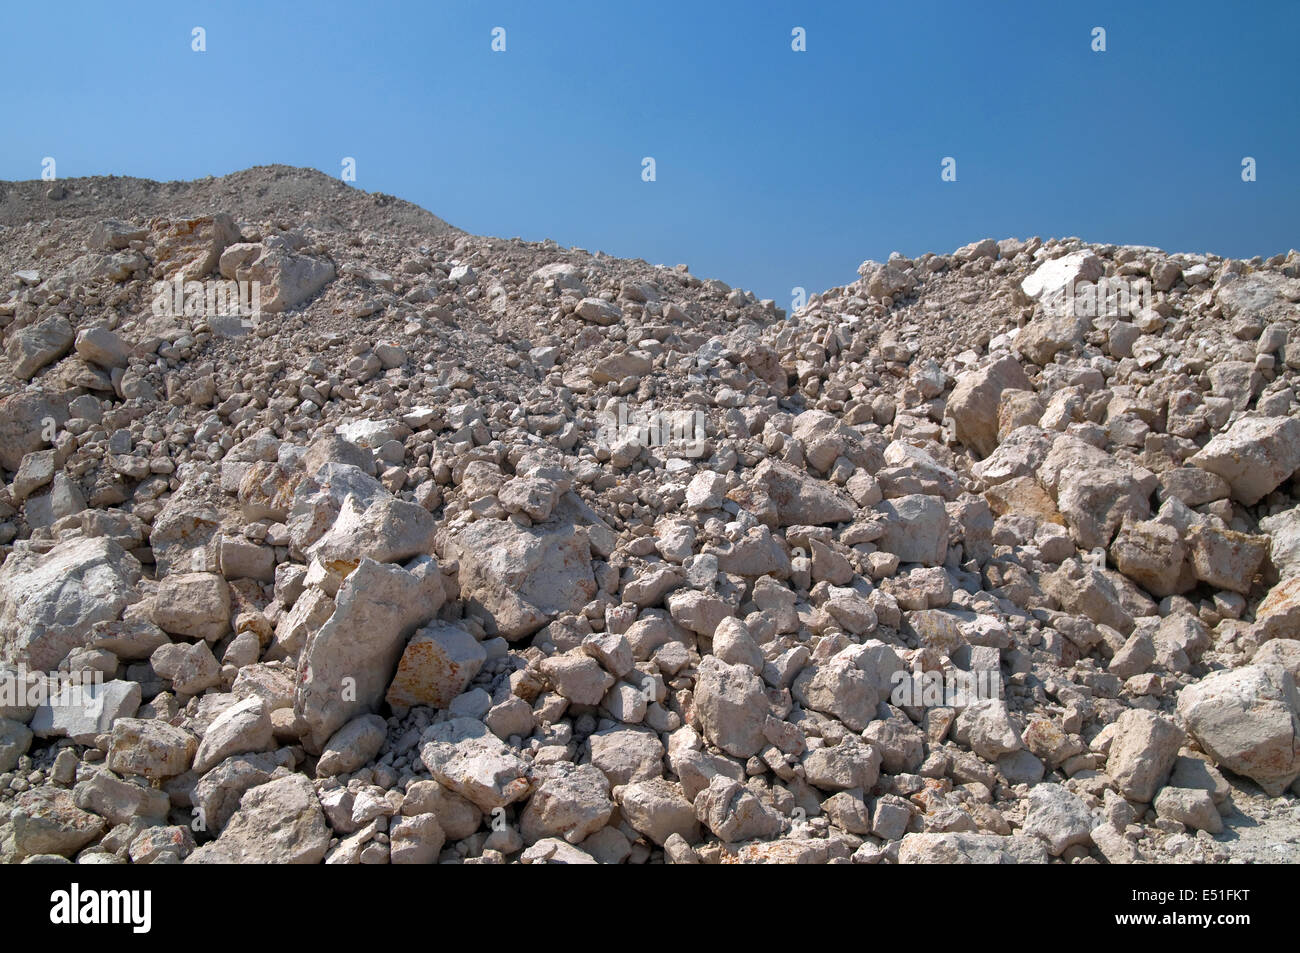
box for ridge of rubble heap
[1,167,1299,865]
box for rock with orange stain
[1255,575,1300,641]
[151,213,242,283]
[386,621,485,710]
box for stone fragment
[1188,416,1300,505]
[1177,665,1300,796]
[0,537,141,672]
[107,718,197,780]
[1104,709,1183,802]
[186,774,329,864]
[947,355,1032,458]
[386,622,485,710]
[295,557,444,751]
[694,656,769,757]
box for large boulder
[107,718,197,781]
[898,831,1049,864]
[286,463,388,553]
[1038,435,1154,550]
[952,699,1022,761]
[7,315,74,380]
[1041,559,1136,634]
[1188,416,1300,506]
[315,713,387,777]
[539,652,615,706]
[1259,506,1300,579]
[575,297,622,325]
[1255,576,1300,640]
[9,787,106,860]
[0,717,33,772]
[519,764,613,845]
[192,752,286,833]
[1188,523,1269,594]
[694,656,769,757]
[792,653,879,733]
[1020,251,1104,311]
[74,326,131,369]
[1109,518,1191,597]
[1176,665,1300,796]
[1215,272,1300,325]
[419,717,531,812]
[616,778,699,846]
[972,426,1053,486]
[153,213,242,282]
[589,726,665,786]
[790,411,886,474]
[875,494,949,566]
[1016,309,1091,366]
[801,735,882,791]
[693,774,782,843]
[193,697,274,773]
[739,459,857,527]
[30,678,141,743]
[231,234,336,313]
[0,537,141,671]
[1104,709,1183,802]
[295,556,444,751]
[1015,252,1104,364]
[386,622,486,710]
[947,355,1033,458]
[437,518,595,641]
[186,774,329,864]
[306,495,437,565]
[148,480,239,576]
[152,571,231,641]
[0,391,68,471]
[1022,783,1096,856]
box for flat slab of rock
[30,678,141,743]
[419,718,531,812]
[186,774,330,863]
[897,831,1049,864]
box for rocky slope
[0,166,1297,864]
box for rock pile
[1,167,1298,864]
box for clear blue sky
[2,1,1295,306]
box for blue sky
[2,1,1295,306]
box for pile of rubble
[1,166,1298,864]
